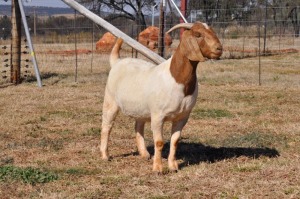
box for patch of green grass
[149,196,171,199]
[273,75,280,82]
[83,127,101,137]
[40,116,47,121]
[65,168,91,176]
[80,188,123,198]
[284,187,297,195]
[99,176,128,185]
[50,129,72,136]
[48,110,74,118]
[37,137,65,151]
[0,157,14,165]
[191,108,233,119]
[234,92,256,104]
[233,163,261,172]
[218,132,288,148]
[275,92,284,99]
[278,69,300,75]
[27,131,40,138]
[200,76,240,86]
[77,190,108,199]
[0,165,58,185]
[218,190,240,199]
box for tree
[77,0,156,31]
[188,0,217,24]
[289,6,299,37]
[187,0,257,25]
[270,0,299,37]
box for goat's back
[105,58,196,120]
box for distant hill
[0,5,73,16]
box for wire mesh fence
[0,4,299,86]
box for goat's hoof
[168,160,179,172]
[140,152,151,160]
[153,164,163,174]
[153,171,163,176]
[168,168,178,173]
[101,155,110,161]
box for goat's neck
[170,49,199,96]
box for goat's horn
[166,23,194,34]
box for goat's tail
[110,38,123,67]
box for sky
[0,0,69,8]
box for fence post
[263,0,268,55]
[180,0,187,37]
[18,0,43,87]
[242,23,245,59]
[258,16,262,86]
[279,21,281,55]
[11,0,21,84]
[158,0,166,57]
[74,10,78,82]
[91,22,94,73]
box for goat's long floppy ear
[180,31,205,62]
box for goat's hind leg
[135,120,150,159]
[100,93,119,160]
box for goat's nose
[216,45,223,52]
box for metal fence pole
[74,10,78,82]
[258,16,262,86]
[263,0,268,55]
[18,0,42,87]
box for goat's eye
[194,32,201,38]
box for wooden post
[74,10,78,82]
[11,0,22,84]
[158,0,165,57]
[180,0,187,37]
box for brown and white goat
[100,22,222,173]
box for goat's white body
[101,22,222,173]
[105,57,198,121]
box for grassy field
[0,44,299,198]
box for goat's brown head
[167,22,222,62]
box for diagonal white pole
[18,0,43,87]
[61,0,166,64]
[168,0,188,23]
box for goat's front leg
[135,120,150,159]
[151,116,164,173]
[100,93,119,160]
[168,117,188,171]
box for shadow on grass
[175,142,279,169]
[22,72,67,83]
[119,141,279,169]
[137,142,279,169]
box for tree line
[0,0,299,39]
[188,0,299,36]
[77,0,299,37]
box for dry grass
[0,42,299,198]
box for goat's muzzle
[209,43,223,59]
